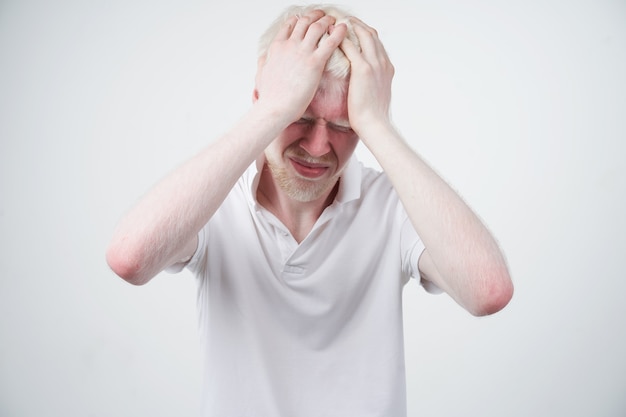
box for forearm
[106,105,287,284]
[361,122,512,314]
[107,10,350,285]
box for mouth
[289,158,330,178]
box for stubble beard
[265,146,339,203]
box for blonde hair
[258,4,359,81]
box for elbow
[468,266,514,317]
[105,243,151,286]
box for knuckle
[309,20,324,31]
[297,15,312,25]
[359,64,374,77]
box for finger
[274,16,298,41]
[350,19,388,62]
[316,22,348,57]
[290,9,325,39]
[347,16,379,38]
[339,35,363,63]
[302,15,336,47]
[274,15,299,41]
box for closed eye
[328,123,353,133]
[295,117,315,126]
[293,118,353,134]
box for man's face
[264,80,359,203]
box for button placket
[275,226,297,264]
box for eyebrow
[300,114,351,128]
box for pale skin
[106,10,513,316]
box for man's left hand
[340,17,395,140]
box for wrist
[250,101,295,133]
[354,117,397,146]
[255,97,304,126]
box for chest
[208,196,404,299]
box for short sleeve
[185,226,207,275]
[400,216,443,294]
[400,216,425,281]
[164,227,206,274]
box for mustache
[285,145,336,165]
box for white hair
[258,4,360,81]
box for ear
[253,55,267,103]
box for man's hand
[340,17,395,141]
[340,18,512,317]
[254,10,348,124]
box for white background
[1,0,625,416]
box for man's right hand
[107,11,348,286]
[253,10,347,124]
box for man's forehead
[306,83,350,123]
[318,76,349,96]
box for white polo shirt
[184,156,428,417]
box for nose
[299,120,331,158]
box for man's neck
[257,166,339,243]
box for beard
[265,145,339,203]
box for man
[106,4,513,416]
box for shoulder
[357,161,395,197]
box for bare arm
[106,107,289,285]
[106,11,348,285]
[341,19,513,316]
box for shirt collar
[334,155,361,204]
[246,155,362,209]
